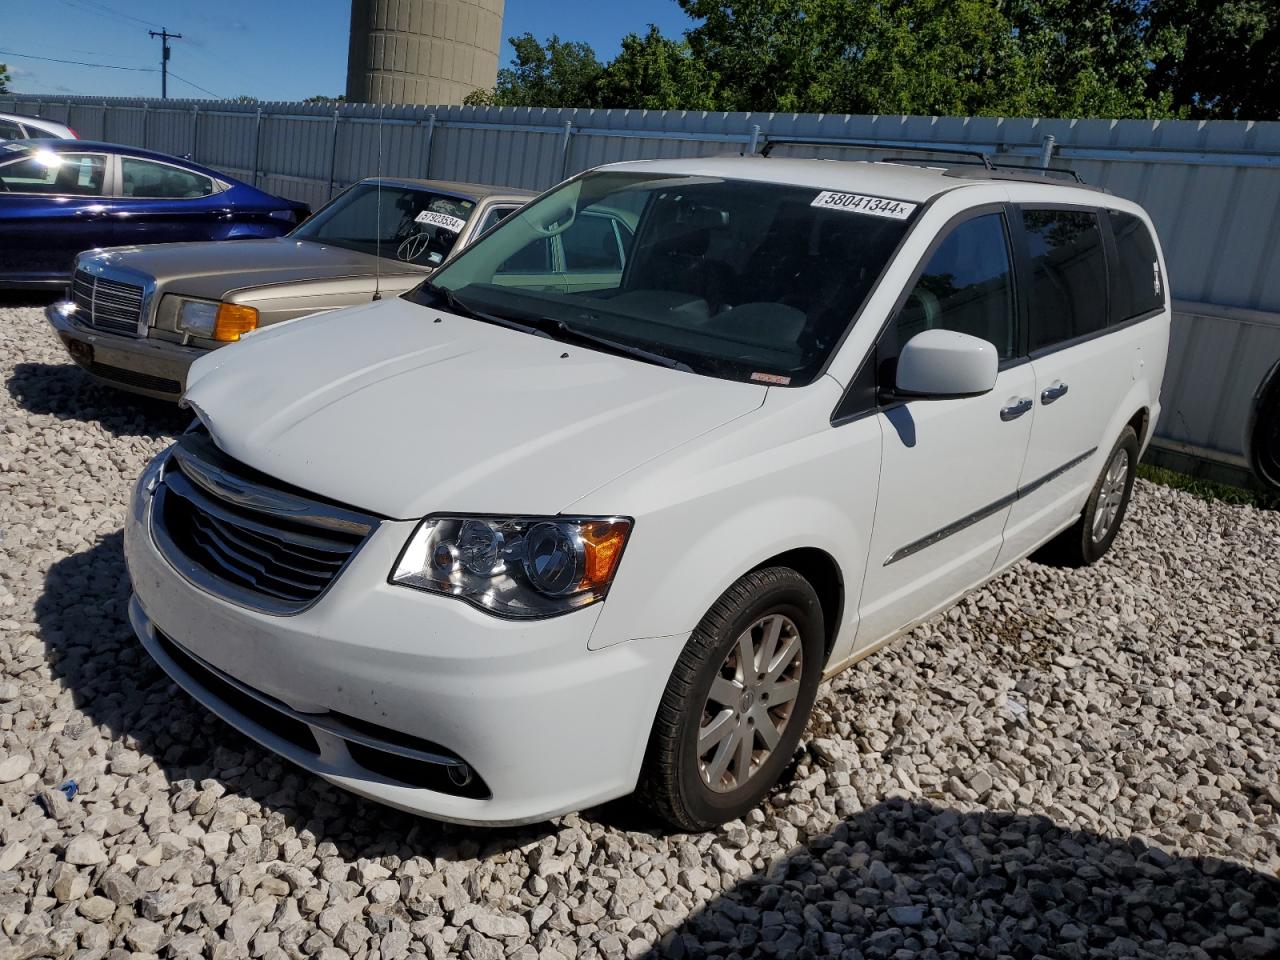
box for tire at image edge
[637,566,825,831]
[1250,368,1280,490]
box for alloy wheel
[1092,447,1130,543]
[697,613,804,792]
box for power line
[0,49,158,73]
[167,71,223,100]
[57,0,164,29]
[0,49,224,99]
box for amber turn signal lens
[213,304,259,342]
[578,519,631,589]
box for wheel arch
[748,547,845,664]
[1127,406,1151,449]
[587,484,870,653]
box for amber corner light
[579,520,631,589]
[213,304,259,342]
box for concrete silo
[346,0,505,106]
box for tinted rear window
[1109,211,1164,322]
[1024,209,1108,352]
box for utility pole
[148,28,182,99]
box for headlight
[176,299,259,341]
[391,515,632,619]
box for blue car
[0,140,309,289]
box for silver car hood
[183,297,767,518]
[84,238,426,300]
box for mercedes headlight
[176,298,259,341]
[391,515,632,618]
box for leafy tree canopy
[465,1,1279,120]
[0,64,10,95]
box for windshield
[293,182,476,266]
[410,171,913,385]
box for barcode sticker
[811,191,917,220]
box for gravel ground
[0,300,1277,960]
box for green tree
[599,25,716,110]
[1147,0,1279,119]
[464,0,1278,120]
[678,0,852,113]
[469,33,606,108]
[304,94,347,104]
[834,0,1044,116]
[677,0,1177,118]
[0,63,10,95]
[1007,0,1177,118]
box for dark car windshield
[293,182,476,266]
[409,171,913,385]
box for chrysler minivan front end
[124,428,695,825]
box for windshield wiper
[524,315,694,372]
[422,283,549,339]
[421,285,691,372]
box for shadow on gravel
[0,290,58,309]
[7,362,189,439]
[36,531,559,861]
[644,799,1280,960]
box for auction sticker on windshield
[811,191,917,220]
[415,210,468,232]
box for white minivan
[123,155,1170,829]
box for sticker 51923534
[811,191,917,220]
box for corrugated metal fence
[5,94,1280,485]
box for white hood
[183,297,767,518]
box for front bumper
[123,459,684,825]
[45,301,204,402]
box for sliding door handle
[1000,398,1033,421]
[1041,381,1069,404]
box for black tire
[1032,425,1139,568]
[1251,369,1280,489]
[637,567,825,831]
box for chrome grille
[150,432,379,614]
[71,269,144,337]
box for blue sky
[2,0,695,101]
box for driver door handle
[1000,397,1033,421]
[1041,381,1069,404]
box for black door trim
[883,446,1097,566]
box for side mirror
[893,329,998,399]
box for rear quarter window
[1023,209,1108,352]
[1108,211,1165,322]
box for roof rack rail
[760,136,994,169]
[882,156,1089,185]
[758,135,1089,185]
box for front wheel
[1032,425,1139,568]
[637,567,825,831]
